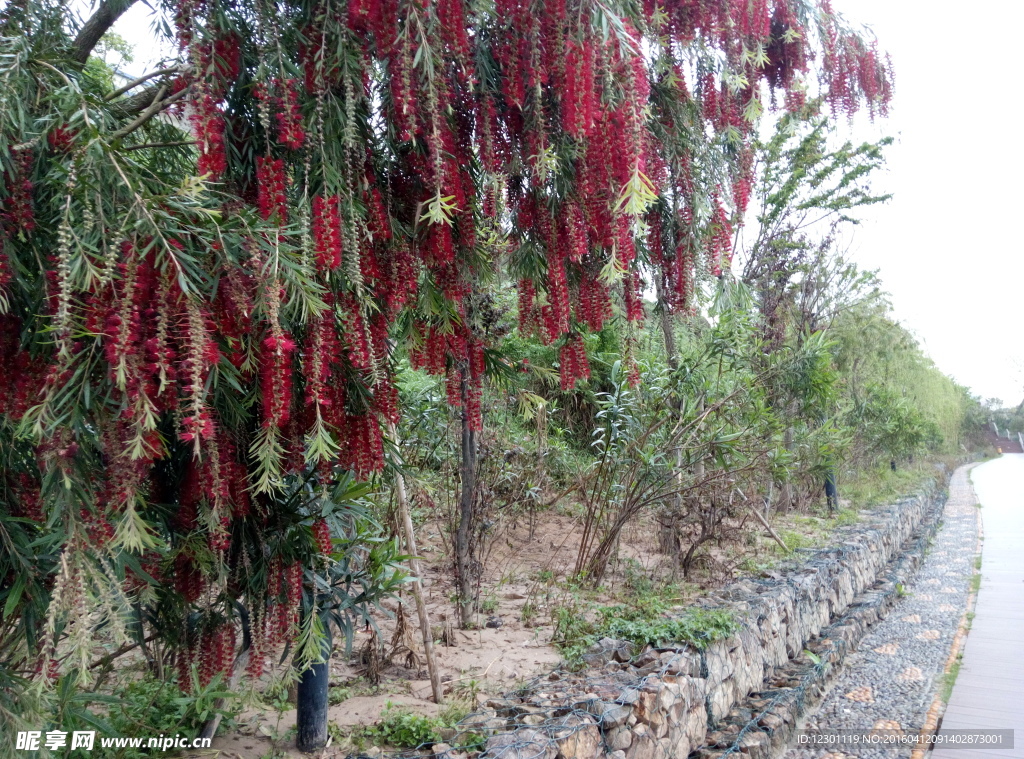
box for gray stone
[605,726,632,751]
[485,729,556,759]
[596,704,631,730]
[553,715,601,759]
[625,725,656,759]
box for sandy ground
[204,509,678,758]
[202,485,851,758]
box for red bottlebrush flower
[562,39,596,138]
[707,195,733,275]
[212,34,242,86]
[208,522,231,554]
[2,147,35,234]
[347,0,384,36]
[577,269,612,332]
[445,369,462,408]
[437,0,470,59]
[558,333,590,391]
[180,410,215,443]
[10,474,43,522]
[372,373,400,425]
[312,518,332,555]
[275,78,306,149]
[517,278,539,336]
[0,249,10,296]
[260,332,295,428]
[424,221,455,267]
[733,175,753,217]
[311,194,343,272]
[173,554,205,604]
[305,306,342,410]
[561,201,589,264]
[338,413,384,479]
[245,622,267,679]
[463,372,483,432]
[287,561,303,604]
[468,338,485,380]
[542,249,570,343]
[365,186,392,240]
[256,156,288,222]
[624,268,645,321]
[339,294,371,370]
[388,37,417,142]
[198,622,236,688]
[409,324,449,375]
[615,215,637,266]
[191,93,227,180]
[47,126,77,153]
[300,21,326,94]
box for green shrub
[359,704,445,748]
[100,672,236,758]
[554,598,737,669]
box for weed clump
[553,597,737,669]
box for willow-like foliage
[0,0,892,689]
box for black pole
[296,637,330,752]
[824,469,838,513]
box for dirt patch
[206,509,677,757]
[206,495,871,757]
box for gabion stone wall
[429,481,945,759]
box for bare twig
[111,86,189,139]
[106,65,187,101]
[123,140,196,151]
[89,633,157,669]
[111,72,188,116]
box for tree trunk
[654,280,685,559]
[778,399,798,512]
[779,425,794,512]
[71,0,139,64]
[455,369,478,629]
[296,653,329,752]
[387,421,444,704]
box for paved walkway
[933,454,1024,759]
[785,464,982,759]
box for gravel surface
[783,465,980,759]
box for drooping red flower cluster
[312,194,343,272]
[256,78,307,150]
[559,333,591,391]
[191,94,227,180]
[312,518,332,555]
[259,332,295,429]
[0,0,896,685]
[256,156,288,222]
[2,147,35,234]
[177,620,237,691]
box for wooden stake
[388,422,444,705]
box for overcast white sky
[838,0,1024,406]
[102,0,1024,406]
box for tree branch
[70,0,140,65]
[111,71,189,116]
[111,85,189,139]
[123,140,196,151]
[106,65,187,101]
